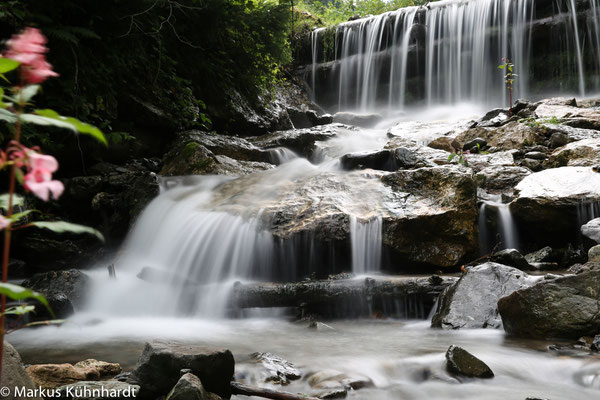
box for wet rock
[316,388,347,399]
[581,218,600,244]
[130,341,234,399]
[589,245,600,262]
[250,352,301,384]
[545,138,600,168]
[592,335,600,352]
[529,262,560,271]
[57,380,139,400]
[340,150,398,171]
[1,341,42,400]
[428,137,460,153]
[21,269,89,320]
[524,151,547,160]
[251,124,353,159]
[16,234,83,271]
[287,108,332,129]
[525,247,554,264]
[475,166,530,192]
[27,359,120,389]
[550,132,569,148]
[307,370,373,391]
[498,269,600,339]
[166,373,222,400]
[431,263,539,329]
[462,138,487,152]
[332,112,382,127]
[445,345,494,378]
[490,249,533,271]
[520,158,542,171]
[510,167,600,240]
[455,121,543,151]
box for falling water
[350,216,383,274]
[478,200,519,253]
[309,0,600,111]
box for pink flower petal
[0,215,10,230]
[28,151,59,173]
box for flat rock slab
[445,345,494,379]
[130,341,234,399]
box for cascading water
[309,0,600,111]
[478,199,519,253]
[350,216,383,274]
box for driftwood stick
[231,381,320,400]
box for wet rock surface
[498,268,600,339]
[581,218,600,244]
[27,359,121,389]
[431,263,539,329]
[2,341,41,400]
[129,341,234,399]
[166,373,222,400]
[445,345,494,379]
[249,352,301,384]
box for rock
[490,249,533,271]
[15,234,83,271]
[27,359,120,389]
[498,269,600,339]
[21,269,89,320]
[462,138,487,152]
[454,121,543,151]
[287,108,332,129]
[510,167,600,240]
[249,352,301,384]
[581,218,600,244]
[1,341,42,400]
[525,247,554,264]
[525,245,585,268]
[589,245,600,262]
[445,345,494,378]
[251,124,353,159]
[520,158,542,171]
[340,148,419,171]
[130,341,234,399]
[524,151,547,160]
[306,370,373,391]
[166,373,222,400]
[431,263,539,329]
[427,137,460,153]
[57,380,140,400]
[332,112,382,127]
[316,388,347,399]
[475,166,530,192]
[545,138,600,168]
[549,132,569,148]
[592,335,600,352]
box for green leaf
[3,305,35,316]
[20,85,40,103]
[0,193,24,210]
[32,110,107,145]
[0,108,17,123]
[0,282,52,315]
[498,65,505,69]
[31,220,105,242]
[10,209,36,223]
[0,58,20,74]
[448,153,456,162]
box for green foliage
[297,0,427,26]
[0,282,52,317]
[31,220,105,242]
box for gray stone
[520,158,542,171]
[462,138,487,152]
[1,341,42,400]
[166,373,221,400]
[498,269,600,339]
[545,138,600,168]
[581,218,600,244]
[445,345,494,379]
[589,245,600,262]
[592,335,600,352]
[250,352,301,384]
[524,151,547,160]
[490,249,533,271]
[550,132,569,148]
[316,388,347,399]
[130,341,234,399]
[431,263,539,329]
[475,166,530,192]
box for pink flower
[3,27,58,85]
[0,215,9,230]
[23,150,63,201]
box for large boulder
[129,341,234,399]
[166,373,222,400]
[445,345,494,379]
[1,341,42,400]
[509,167,600,243]
[545,138,600,168]
[475,166,530,192]
[431,263,539,329]
[498,269,600,339]
[581,218,600,244]
[207,163,477,268]
[27,359,121,389]
[21,269,90,320]
[454,121,543,151]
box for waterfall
[309,0,599,111]
[350,216,383,274]
[478,200,519,253]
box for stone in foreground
[250,352,301,384]
[27,359,120,389]
[166,373,222,400]
[130,341,234,399]
[445,345,494,379]
[431,263,539,329]
[1,341,42,400]
[498,269,600,339]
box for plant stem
[0,96,23,380]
